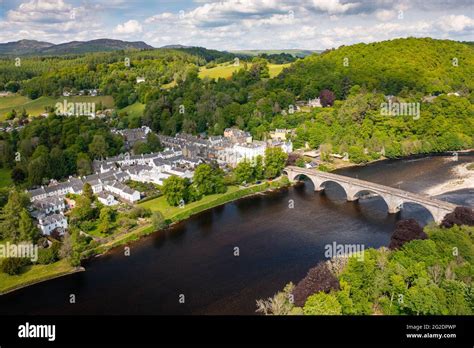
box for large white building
[38,214,68,236]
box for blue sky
[0,0,473,49]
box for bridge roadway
[284,166,457,223]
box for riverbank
[0,259,84,295]
[85,176,290,258]
[424,161,474,196]
[0,177,290,295]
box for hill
[0,39,153,56]
[276,37,474,98]
[231,49,318,58]
[164,46,247,64]
[0,39,54,55]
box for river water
[0,154,472,315]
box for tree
[151,211,167,230]
[98,207,113,234]
[82,183,94,201]
[19,209,39,242]
[88,135,108,159]
[162,176,188,207]
[264,147,288,179]
[193,163,226,196]
[11,167,26,184]
[254,155,264,180]
[147,132,162,152]
[389,219,427,250]
[69,195,94,225]
[303,292,342,315]
[319,89,335,107]
[0,190,26,241]
[348,145,368,164]
[441,207,474,228]
[296,157,306,168]
[76,153,92,176]
[59,232,74,259]
[234,160,254,184]
[292,262,340,307]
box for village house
[31,196,66,219]
[104,181,141,203]
[224,127,252,144]
[113,126,152,150]
[37,213,68,236]
[97,192,119,206]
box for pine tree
[19,208,39,242]
[0,190,24,241]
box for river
[0,154,472,315]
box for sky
[0,0,473,50]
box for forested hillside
[275,37,474,99]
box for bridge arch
[287,172,322,191]
[397,200,439,223]
[349,188,394,211]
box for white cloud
[114,20,143,34]
[437,15,474,32]
[375,9,396,21]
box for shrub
[389,219,427,250]
[128,206,152,219]
[0,257,30,275]
[36,242,60,265]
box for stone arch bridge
[284,166,457,223]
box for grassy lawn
[119,102,145,118]
[0,95,31,109]
[0,95,115,120]
[0,259,77,295]
[199,63,292,80]
[0,168,12,188]
[268,63,292,77]
[140,185,241,219]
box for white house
[104,181,141,203]
[97,192,119,206]
[38,214,68,236]
[232,141,267,165]
[32,197,66,218]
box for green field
[0,95,115,120]
[0,168,12,188]
[119,102,145,118]
[0,95,30,109]
[199,63,292,80]
[0,259,77,295]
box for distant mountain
[0,39,154,56]
[230,49,319,58]
[0,39,54,55]
[160,44,192,49]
